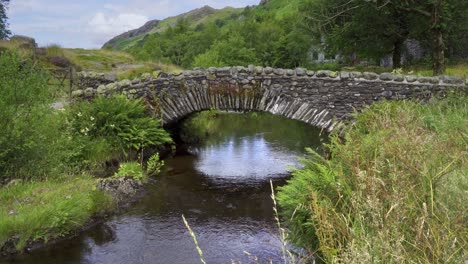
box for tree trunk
[392,39,404,69]
[432,27,445,75]
[432,0,445,75]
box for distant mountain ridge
[103,20,161,50]
[102,5,230,50]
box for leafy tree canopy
[0,0,10,39]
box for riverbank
[0,173,149,258]
[278,92,467,263]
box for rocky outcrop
[9,35,37,49]
[97,177,143,205]
[73,66,466,132]
[102,20,161,49]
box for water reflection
[9,113,326,264]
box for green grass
[111,7,243,51]
[0,175,115,250]
[278,92,468,263]
[409,61,468,78]
[263,0,301,20]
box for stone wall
[72,66,466,131]
[76,72,117,89]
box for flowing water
[9,112,326,264]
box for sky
[7,0,259,49]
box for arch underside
[157,85,339,132]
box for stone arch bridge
[73,66,465,131]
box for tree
[193,33,258,67]
[0,0,10,39]
[301,0,465,74]
[301,0,417,69]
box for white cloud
[87,12,148,44]
[7,0,260,48]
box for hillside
[102,5,243,51]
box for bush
[113,162,145,181]
[278,94,467,263]
[0,51,63,181]
[69,95,172,159]
[146,153,164,176]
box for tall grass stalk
[182,214,206,264]
[270,180,296,264]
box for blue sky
[8,0,259,49]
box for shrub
[113,162,145,181]
[69,95,172,159]
[278,94,467,263]
[0,51,63,181]
[146,153,164,176]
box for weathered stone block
[418,76,439,84]
[84,87,95,97]
[340,71,351,80]
[316,70,333,78]
[119,79,131,87]
[295,68,306,76]
[106,82,118,90]
[350,71,363,79]
[97,85,107,94]
[72,89,84,97]
[442,76,463,84]
[306,70,315,76]
[379,72,394,81]
[255,66,264,74]
[393,75,404,82]
[264,67,273,74]
[273,68,284,75]
[405,75,418,82]
[363,72,378,80]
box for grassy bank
[0,175,114,250]
[278,93,467,263]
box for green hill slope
[102,5,243,51]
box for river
[10,112,326,264]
